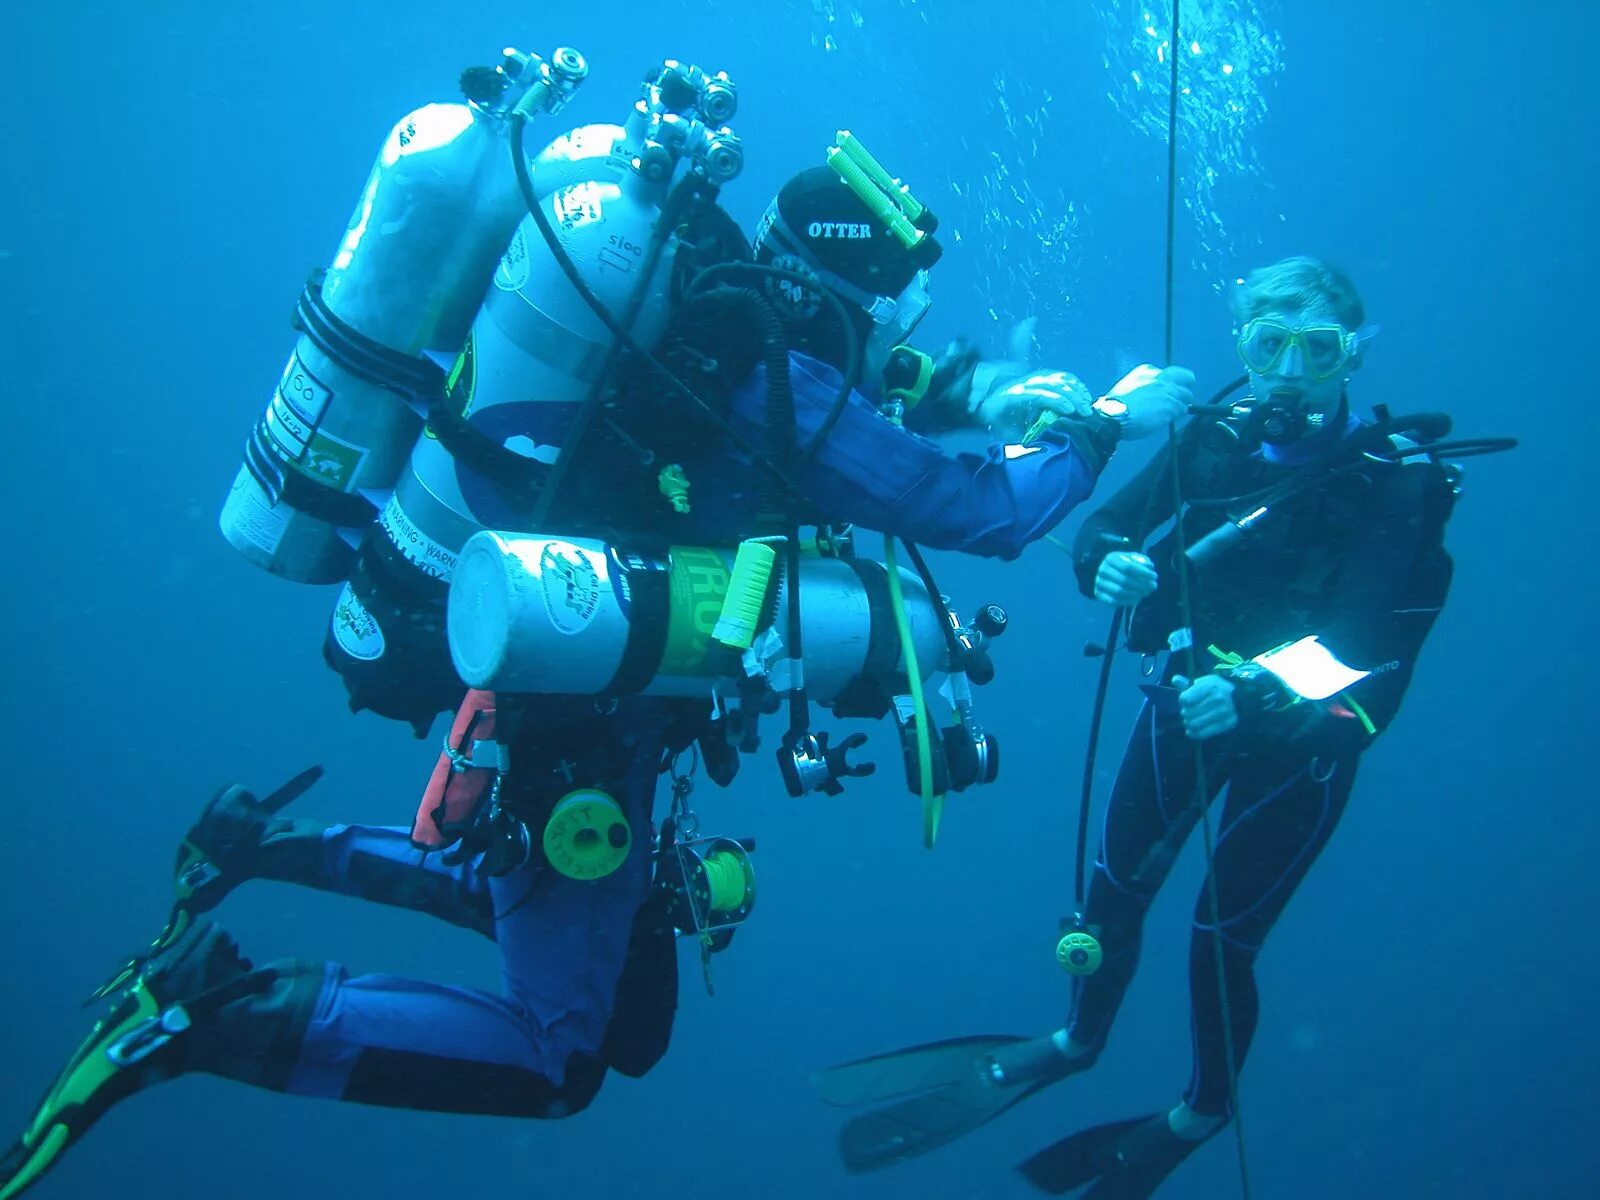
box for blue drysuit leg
[263,821,497,935]
[247,728,665,1116]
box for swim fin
[815,1033,1090,1173]
[0,922,268,1200]
[88,767,324,1004]
[1018,1112,1203,1197]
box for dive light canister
[221,50,590,584]
[447,533,947,704]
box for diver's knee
[542,1053,606,1117]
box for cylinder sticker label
[330,584,385,661]
[379,498,458,580]
[220,471,287,556]
[599,229,642,276]
[265,394,312,460]
[423,335,476,439]
[540,541,601,634]
[300,427,368,490]
[660,546,729,676]
[264,352,331,461]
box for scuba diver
[0,47,1190,1200]
[816,256,1492,1197]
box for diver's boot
[177,767,330,913]
[91,768,326,1002]
[1018,1111,1212,1198]
[0,920,316,1200]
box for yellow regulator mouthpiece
[1056,930,1103,976]
[543,789,632,880]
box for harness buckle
[106,1005,192,1068]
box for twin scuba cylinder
[219,47,592,584]
[218,47,749,730]
[332,63,748,729]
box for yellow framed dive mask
[1236,318,1359,381]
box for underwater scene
[1,2,1593,1197]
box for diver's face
[1239,303,1357,433]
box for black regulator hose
[671,278,812,741]
[731,285,811,740]
[530,177,689,529]
[507,112,804,511]
[685,261,864,462]
[899,539,965,667]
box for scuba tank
[321,61,745,731]
[446,532,948,707]
[219,46,590,584]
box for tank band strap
[346,528,447,636]
[424,398,549,506]
[847,558,900,681]
[602,552,672,698]
[243,421,379,528]
[294,271,447,407]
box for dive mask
[859,269,931,387]
[867,267,932,345]
[1236,318,1359,381]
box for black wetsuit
[1067,411,1457,1115]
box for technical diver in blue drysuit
[0,148,1190,1199]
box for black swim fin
[1018,1112,1202,1197]
[88,767,324,1004]
[815,1033,1089,1173]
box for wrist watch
[1088,395,1129,443]
[1091,394,1129,422]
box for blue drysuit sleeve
[729,353,1107,560]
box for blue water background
[1,2,1593,1197]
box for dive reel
[657,826,757,954]
[649,754,757,993]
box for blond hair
[1232,256,1365,329]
